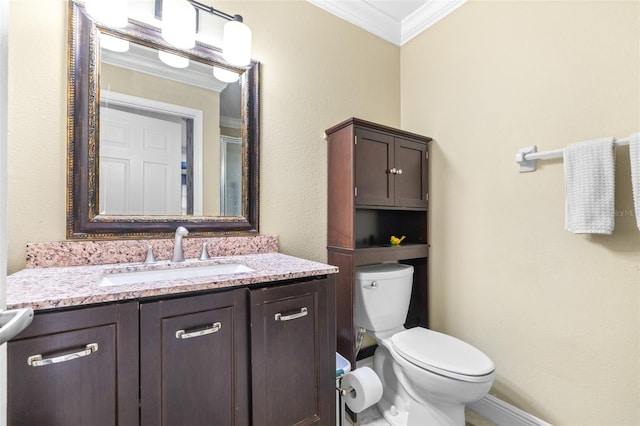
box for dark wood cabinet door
[355,128,394,206]
[250,278,336,426]
[394,137,428,208]
[140,289,249,426]
[355,127,428,209]
[7,303,138,426]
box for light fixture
[87,0,253,67]
[213,67,239,83]
[159,1,253,67]
[223,15,252,67]
[85,0,128,28]
[158,51,190,68]
[161,0,196,50]
[100,33,129,52]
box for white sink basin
[98,263,254,287]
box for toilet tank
[354,263,414,332]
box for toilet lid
[391,328,495,381]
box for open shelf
[355,243,428,266]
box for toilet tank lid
[391,328,495,380]
[355,263,414,279]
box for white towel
[628,133,640,230]
[564,137,615,234]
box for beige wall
[6,0,400,272]
[401,1,640,424]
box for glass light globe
[213,67,239,83]
[86,0,128,28]
[161,0,196,50]
[223,16,251,67]
[158,51,190,68]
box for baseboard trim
[467,394,551,426]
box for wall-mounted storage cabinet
[355,127,429,209]
[326,117,432,365]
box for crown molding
[401,0,467,45]
[307,0,401,45]
[307,0,467,46]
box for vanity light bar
[153,0,252,67]
[187,0,237,22]
[155,0,242,25]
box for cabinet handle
[274,307,308,322]
[27,343,99,367]
[175,322,221,339]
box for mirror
[68,0,259,238]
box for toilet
[355,263,495,426]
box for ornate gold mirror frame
[67,0,259,239]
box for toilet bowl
[355,263,495,426]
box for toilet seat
[391,327,495,383]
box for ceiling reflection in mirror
[67,0,259,239]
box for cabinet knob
[389,168,397,174]
[397,169,403,175]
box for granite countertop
[6,253,339,311]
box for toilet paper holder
[337,385,355,397]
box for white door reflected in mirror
[100,107,183,215]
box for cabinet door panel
[251,279,335,426]
[8,325,117,426]
[140,289,249,426]
[267,293,317,423]
[394,138,428,208]
[355,128,394,206]
[161,307,234,425]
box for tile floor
[348,405,497,426]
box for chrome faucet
[172,226,189,262]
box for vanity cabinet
[7,303,139,425]
[355,126,429,208]
[7,275,335,426]
[250,278,335,426]
[140,289,249,426]
[326,117,432,365]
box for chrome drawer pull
[27,343,99,367]
[175,322,221,339]
[275,307,308,322]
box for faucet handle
[144,244,156,264]
[199,242,210,261]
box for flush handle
[365,281,378,289]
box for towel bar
[515,136,633,173]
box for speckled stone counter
[7,253,338,311]
[25,235,280,268]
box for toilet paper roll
[341,366,383,413]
